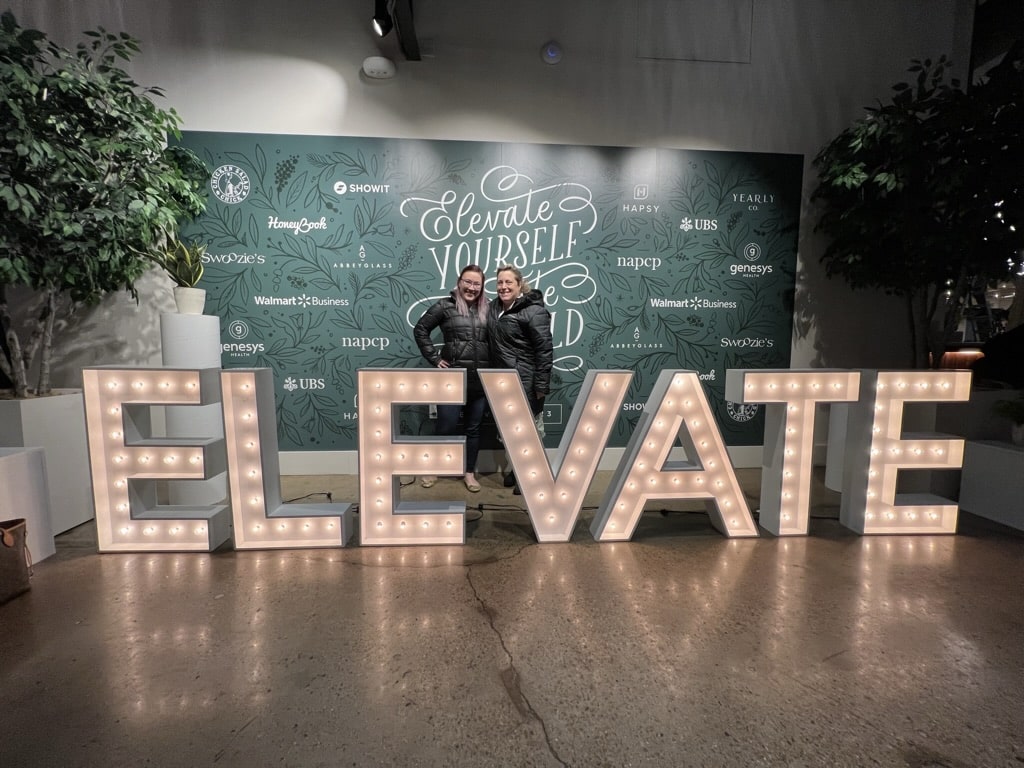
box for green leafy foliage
[149,236,206,288]
[0,11,210,396]
[812,46,1023,367]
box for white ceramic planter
[0,447,56,562]
[0,391,93,535]
[173,286,207,314]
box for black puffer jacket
[488,290,553,397]
[413,294,490,388]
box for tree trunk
[0,285,30,398]
[35,287,59,396]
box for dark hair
[455,264,487,322]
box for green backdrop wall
[176,132,803,452]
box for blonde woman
[488,265,553,491]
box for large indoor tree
[0,11,209,397]
[812,42,1023,368]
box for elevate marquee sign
[174,132,802,453]
[82,366,971,552]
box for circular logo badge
[228,320,250,340]
[743,243,762,262]
[333,180,348,195]
[726,401,760,423]
[211,164,251,204]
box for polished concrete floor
[2,469,1023,768]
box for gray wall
[8,0,975,382]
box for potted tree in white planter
[0,12,209,533]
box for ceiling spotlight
[541,41,563,65]
[372,0,394,37]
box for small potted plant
[992,393,1024,446]
[152,236,208,314]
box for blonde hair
[496,264,530,293]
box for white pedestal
[0,392,93,535]
[959,440,1024,531]
[0,447,57,562]
[160,313,226,505]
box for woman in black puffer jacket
[489,265,554,490]
[413,264,490,492]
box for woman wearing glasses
[488,264,554,492]
[413,264,490,492]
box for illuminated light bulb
[422,521,430,528]
[628,481,636,489]
[769,383,777,390]
[107,381,119,390]
[618,503,626,509]
[784,471,792,478]
[116,503,129,512]
[190,455,201,464]
[928,512,939,520]
[782,513,791,521]
[548,515,556,522]
[569,470,576,477]
[377,521,384,528]
[375,498,384,506]
[691,420,700,427]
[577,448,584,455]
[521,449,529,455]
[375,453,383,460]
[696,477,704,484]
[399,452,406,460]
[114,479,126,489]
[866,512,875,520]
[241,383,251,390]
[120,527,130,535]
[138,455,150,464]
[278,523,287,530]
[132,381,144,390]
[913,448,922,455]
[374,475,383,485]
[707,460,716,467]
[250,496,261,505]
[246,441,256,449]
[530,471,538,478]
[303,523,310,530]
[885,511,896,520]
[248,469,258,478]
[398,382,406,389]
[108,406,120,415]
[171,526,180,534]
[144,527,155,535]
[400,521,407,528]
[672,477,680,484]
[715,480,723,488]
[560,492,568,499]
[729,518,738,527]
[422,383,429,390]
[195,526,206,534]
[514,425,522,433]
[186,381,197,390]
[110,431,122,439]
[375,430,382,437]
[327,522,334,529]
[812,382,820,389]
[746,383,754,390]
[506,403,515,410]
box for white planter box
[0,447,57,562]
[0,391,93,534]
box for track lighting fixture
[372,0,394,37]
